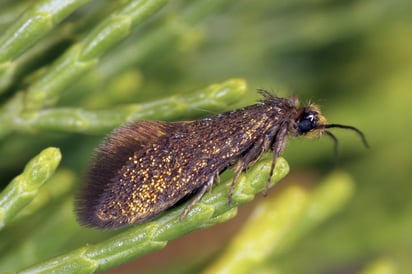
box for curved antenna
[323,124,369,149]
[324,130,339,164]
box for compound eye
[297,113,318,134]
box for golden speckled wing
[76,96,299,228]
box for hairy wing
[76,108,277,228]
[76,121,175,228]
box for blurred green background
[0,0,411,273]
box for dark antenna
[319,124,369,164]
[324,130,339,163]
[324,124,369,149]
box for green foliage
[205,171,355,274]
[0,147,61,229]
[0,0,411,273]
[18,156,289,273]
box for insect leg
[179,175,215,221]
[264,124,289,195]
[228,135,269,205]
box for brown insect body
[76,91,367,228]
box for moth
[76,91,368,228]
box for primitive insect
[76,91,368,229]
